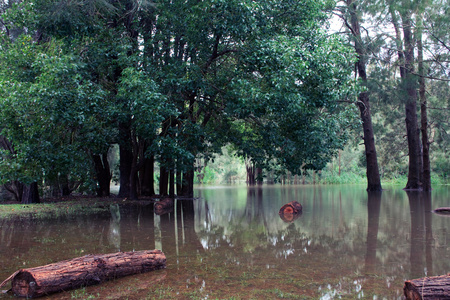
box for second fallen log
[278,201,303,223]
[403,273,450,300]
[7,249,166,298]
[155,198,174,215]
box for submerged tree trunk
[417,19,431,191]
[346,0,382,192]
[401,12,422,190]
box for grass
[0,197,146,220]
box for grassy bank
[0,197,143,220]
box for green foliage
[0,37,108,188]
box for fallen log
[1,249,166,298]
[433,207,450,216]
[279,201,303,223]
[404,274,450,300]
[155,197,174,215]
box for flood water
[1,184,450,299]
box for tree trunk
[3,180,24,202]
[347,0,382,191]
[159,165,169,196]
[417,19,431,191]
[140,156,155,196]
[21,182,40,204]
[92,153,111,197]
[401,11,422,190]
[169,169,175,197]
[246,161,255,185]
[118,123,133,198]
[4,250,166,298]
[176,170,182,195]
[181,168,194,198]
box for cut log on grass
[155,197,174,215]
[1,249,166,298]
[404,274,450,300]
[279,201,303,223]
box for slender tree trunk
[159,165,169,196]
[346,0,382,191]
[22,182,40,204]
[176,170,182,195]
[417,19,431,191]
[169,169,175,197]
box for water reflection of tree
[365,191,381,274]
[407,191,433,278]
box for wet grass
[0,197,148,220]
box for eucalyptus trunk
[346,0,382,191]
[417,19,431,191]
[401,12,422,190]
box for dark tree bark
[246,161,256,186]
[417,23,432,191]
[181,168,194,198]
[118,122,133,198]
[21,182,40,204]
[346,0,382,192]
[400,12,422,190]
[93,153,111,197]
[159,165,169,196]
[3,180,24,202]
[140,156,155,196]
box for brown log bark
[433,207,450,216]
[155,197,174,215]
[3,250,166,298]
[404,274,450,300]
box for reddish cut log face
[279,201,303,223]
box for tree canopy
[1,0,362,200]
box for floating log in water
[0,249,166,298]
[432,207,450,216]
[404,274,450,300]
[155,197,174,215]
[279,201,303,223]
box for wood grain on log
[7,249,166,298]
[404,274,450,300]
[278,201,303,223]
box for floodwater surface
[1,184,449,299]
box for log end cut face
[279,201,303,223]
[11,270,38,298]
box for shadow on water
[0,185,449,299]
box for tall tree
[343,0,382,191]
